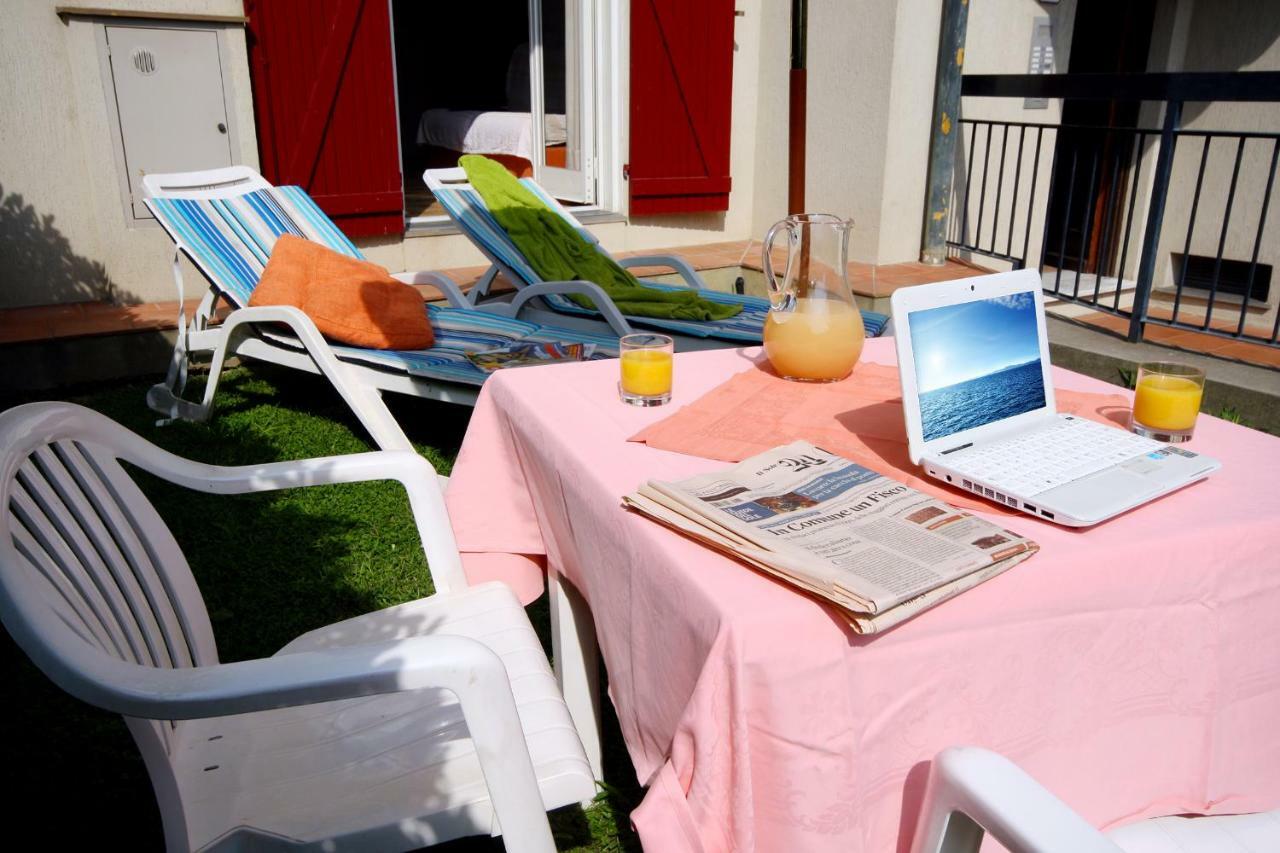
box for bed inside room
[392,1,568,220]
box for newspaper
[623,440,1038,634]
[466,341,596,373]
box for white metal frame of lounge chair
[140,166,632,453]
[0,401,596,852]
[422,166,894,347]
[911,746,1280,853]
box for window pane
[539,0,579,171]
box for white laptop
[891,270,1220,527]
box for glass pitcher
[761,213,865,382]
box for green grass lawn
[1,364,642,852]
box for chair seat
[1107,809,1280,853]
[172,582,595,851]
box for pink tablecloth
[446,340,1280,852]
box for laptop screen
[908,291,1047,442]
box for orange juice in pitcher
[761,214,865,382]
[764,298,864,381]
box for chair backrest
[143,167,364,308]
[423,167,601,290]
[0,403,218,753]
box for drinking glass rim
[1138,361,1205,380]
[620,333,674,349]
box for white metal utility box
[98,22,239,220]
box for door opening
[1042,0,1156,278]
[391,0,595,222]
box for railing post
[1128,100,1182,342]
[921,0,970,266]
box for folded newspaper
[466,341,596,373]
[623,440,1038,634]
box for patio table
[446,338,1280,852]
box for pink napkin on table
[628,362,1133,514]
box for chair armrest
[55,633,557,851]
[71,634,504,719]
[616,254,706,289]
[490,280,633,337]
[911,747,1123,853]
[392,270,470,308]
[133,448,439,496]
[124,444,468,595]
[219,305,413,450]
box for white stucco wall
[803,0,900,263]
[0,0,258,309]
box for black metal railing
[948,72,1280,347]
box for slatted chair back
[0,403,217,760]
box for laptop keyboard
[949,416,1165,498]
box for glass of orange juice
[1131,361,1205,443]
[619,333,674,406]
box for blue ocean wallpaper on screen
[909,292,1046,442]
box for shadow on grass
[1,366,438,847]
[1,362,643,851]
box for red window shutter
[629,0,735,215]
[245,0,403,237]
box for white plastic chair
[0,402,595,852]
[911,746,1280,853]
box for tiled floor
[1059,307,1280,369]
[2,238,1276,372]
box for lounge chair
[423,166,892,347]
[142,166,628,451]
[0,401,595,852]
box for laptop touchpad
[1037,468,1159,520]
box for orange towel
[629,361,1133,514]
[250,235,434,350]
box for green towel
[460,155,741,322]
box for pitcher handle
[762,219,799,310]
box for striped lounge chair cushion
[145,187,616,386]
[332,306,618,386]
[148,187,363,308]
[431,182,890,340]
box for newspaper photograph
[623,440,1038,633]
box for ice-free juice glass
[1130,361,1205,443]
[619,333,674,406]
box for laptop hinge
[940,442,973,455]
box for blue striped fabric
[430,180,890,340]
[148,188,362,307]
[431,186,544,284]
[145,187,616,387]
[333,306,619,385]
